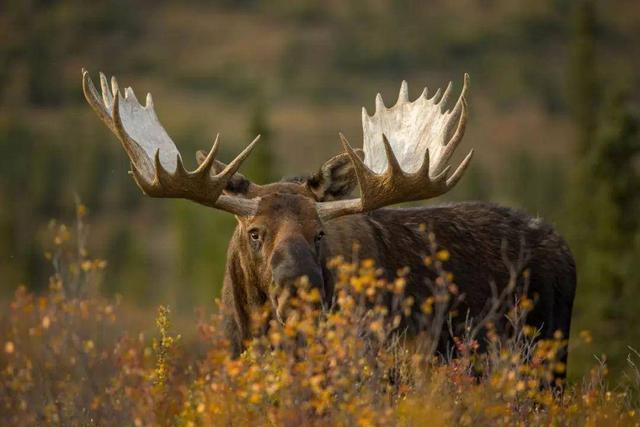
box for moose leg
[551,269,577,388]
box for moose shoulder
[82,71,576,380]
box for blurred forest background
[1,0,639,378]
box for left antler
[82,70,259,216]
[317,75,473,220]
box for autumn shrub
[1,209,639,426]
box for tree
[566,0,640,373]
[586,91,640,316]
[245,92,275,184]
[568,0,598,157]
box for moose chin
[82,70,576,383]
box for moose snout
[270,238,324,320]
[270,238,323,288]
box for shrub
[1,210,639,426]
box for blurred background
[0,0,639,378]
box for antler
[82,70,259,216]
[317,75,473,220]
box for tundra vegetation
[0,208,638,426]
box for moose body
[221,194,576,370]
[82,70,577,380]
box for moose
[82,70,576,378]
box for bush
[1,210,639,426]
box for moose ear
[306,149,364,201]
[196,150,253,196]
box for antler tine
[317,74,473,221]
[82,69,259,216]
[430,87,443,103]
[111,76,119,100]
[82,70,113,132]
[417,147,431,178]
[145,92,154,108]
[381,134,403,177]
[375,93,386,114]
[445,149,474,188]
[443,74,469,138]
[194,134,220,176]
[397,81,409,104]
[438,81,453,109]
[124,86,139,104]
[339,132,370,177]
[442,97,468,158]
[436,75,470,172]
[99,72,113,107]
[220,135,261,179]
[153,149,173,188]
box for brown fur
[210,155,576,378]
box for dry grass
[1,208,639,426]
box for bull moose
[82,70,576,378]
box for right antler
[317,75,473,220]
[82,70,259,216]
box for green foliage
[570,90,640,372]
[565,0,640,374]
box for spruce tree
[566,0,640,372]
[246,93,275,184]
[569,0,598,156]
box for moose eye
[249,229,261,241]
[315,230,325,242]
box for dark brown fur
[212,154,576,378]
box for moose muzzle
[270,238,323,322]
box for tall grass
[1,209,639,426]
